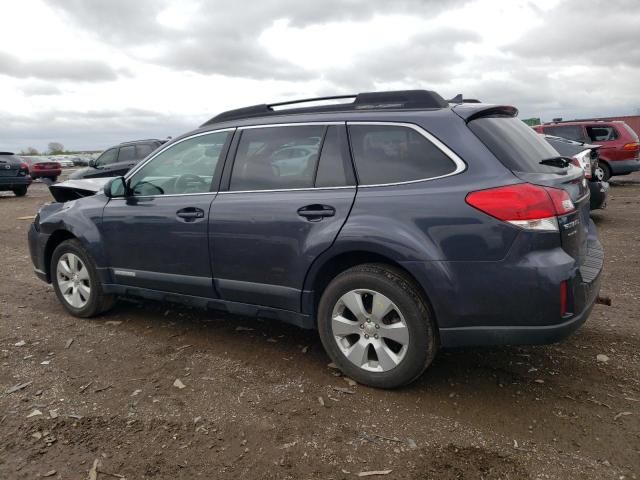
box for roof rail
[0,151,15,155]
[201,89,448,126]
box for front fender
[38,195,109,268]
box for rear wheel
[317,264,437,388]
[51,239,115,317]
[51,176,58,183]
[12,186,27,197]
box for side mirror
[88,159,97,168]
[103,176,128,198]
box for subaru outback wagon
[28,90,603,388]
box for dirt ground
[0,172,638,480]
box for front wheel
[317,264,438,388]
[12,186,27,197]
[51,239,115,317]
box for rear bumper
[608,158,640,175]
[401,224,604,348]
[438,273,600,347]
[588,180,608,210]
[0,176,31,189]
[31,170,62,178]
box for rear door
[209,123,356,311]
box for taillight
[622,142,639,151]
[560,280,569,316]
[18,163,28,176]
[465,183,575,231]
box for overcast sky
[1,0,638,152]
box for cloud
[324,28,481,90]
[20,83,63,96]
[510,0,640,68]
[0,51,120,82]
[47,0,469,80]
[0,109,192,152]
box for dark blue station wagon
[28,90,603,388]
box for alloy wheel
[331,289,409,372]
[56,253,91,308]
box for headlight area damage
[49,177,113,202]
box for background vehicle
[29,90,603,389]
[72,156,90,167]
[533,120,640,181]
[21,156,62,182]
[0,152,31,196]
[542,135,608,210]
[69,139,165,180]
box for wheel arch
[303,249,438,328]
[43,230,77,282]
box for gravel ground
[0,173,638,479]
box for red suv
[533,120,640,181]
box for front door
[210,124,356,311]
[100,130,233,297]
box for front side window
[128,131,231,196]
[230,125,324,191]
[96,148,118,167]
[348,125,457,185]
[586,125,618,142]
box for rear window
[543,125,585,142]
[544,137,583,157]
[348,125,457,185]
[620,123,639,141]
[469,117,566,173]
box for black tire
[51,176,58,183]
[317,263,438,389]
[12,186,27,197]
[51,239,115,317]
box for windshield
[469,117,567,173]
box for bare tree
[20,147,39,155]
[48,142,64,154]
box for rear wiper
[539,156,571,168]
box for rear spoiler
[452,104,518,122]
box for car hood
[49,177,112,202]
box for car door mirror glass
[103,176,128,198]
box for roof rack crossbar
[201,89,449,126]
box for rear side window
[230,125,323,191]
[348,125,456,185]
[135,143,156,159]
[118,145,136,162]
[586,125,618,142]
[315,126,355,187]
[469,117,565,173]
[543,125,585,142]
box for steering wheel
[175,173,208,192]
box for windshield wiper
[539,156,571,168]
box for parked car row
[28,90,604,388]
[541,135,609,210]
[533,120,640,181]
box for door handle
[297,204,335,221]
[176,207,205,222]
